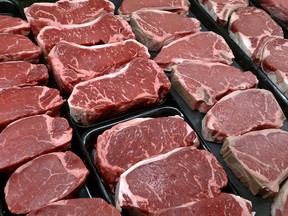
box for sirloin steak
[68,58,171,125]
[0,61,48,91]
[130,9,201,51]
[27,198,121,216]
[171,61,258,113]
[0,15,30,36]
[95,115,199,188]
[48,39,149,94]
[271,179,288,216]
[37,12,135,55]
[24,0,115,35]
[154,31,234,71]
[202,89,285,143]
[220,129,288,198]
[0,115,72,172]
[115,147,228,215]
[4,151,89,214]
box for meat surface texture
[154,31,234,71]
[0,61,48,91]
[0,34,42,63]
[24,0,115,35]
[171,61,258,113]
[155,193,252,216]
[130,9,201,51]
[257,0,288,24]
[48,39,150,94]
[0,86,64,130]
[95,115,199,188]
[68,58,171,125]
[0,15,30,36]
[115,147,228,215]
[27,198,121,216]
[202,88,285,143]
[37,12,135,55]
[198,0,248,26]
[220,129,288,198]
[4,151,89,214]
[260,37,288,97]
[0,115,72,172]
[118,0,190,20]
[228,6,283,63]
[271,179,288,216]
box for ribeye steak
[0,14,30,36]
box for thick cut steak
[115,148,228,215]
[271,179,288,216]
[0,86,64,130]
[154,31,234,71]
[221,129,288,198]
[24,0,115,35]
[171,61,258,113]
[0,115,72,172]
[37,12,135,55]
[118,0,190,20]
[202,89,285,143]
[0,61,48,91]
[198,0,248,26]
[260,37,288,97]
[4,151,89,214]
[95,115,199,188]
[0,34,42,63]
[130,9,201,51]
[68,58,171,125]
[0,15,30,36]
[48,39,149,94]
[156,193,252,216]
[228,6,283,63]
[257,0,288,24]
[27,198,121,216]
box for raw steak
[130,9,201,51]
[24,0,115,35]
[95,115,199,188]
[37,12,135,55]
[260,37,288,97]
[27,198,121,216]
[68,58,171,125]
[4,151,89,214]
[198,0,248,26]
[154,31,234,71]
[156,193,252,216]
[202,89,285,143]
[0,33,42,63]
[0,114,72,172]
[171,61,258,113]
[228,6,283,63]
[271,179,288,216]
[220,129,288,198]
[118,0,190,20]
[0,86,64,130]
[0,61,48,91]
[48,39,149,94]
[0,15,30,36]
[115,147,228,215]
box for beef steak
[0,61,48,91]
[0,114,72,172]
[202,89,285,143]
[95,115,199,188]
[48,39,149,94]
[220,129,288,198]
[4,151,89,214]
[154,31,234,71]
[115,147,228,215]
[130,9,201,51]
[68,58,171,125]
[257,0,288,24]
[171,61,258,113]
[0,15,30,36]
[271,179,288,216]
